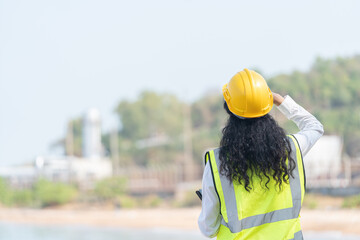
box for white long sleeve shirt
[198,96,324,238]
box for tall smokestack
[82,108,102,159]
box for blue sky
[1,0,360,165]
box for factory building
[0,108,112,189]
[304,135,346,188]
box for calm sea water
[0,222,359,240]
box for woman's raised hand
[272,92,285,106]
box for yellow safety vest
[205,135,305,240]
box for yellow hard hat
[222,68,273,118]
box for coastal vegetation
[0,178,77,208]
[2,175,360,209]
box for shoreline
[0,208,360,235]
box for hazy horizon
[1,0,360,165]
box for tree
[34,179,78,207]
[269,55,360,157]
[114,91,186,165]
[94,176,127,201]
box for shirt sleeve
[198,161,221,238]
[277,95,324,156]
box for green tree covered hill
[67,55,360,165]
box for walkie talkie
[196,189,202,201]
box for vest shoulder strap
[204,151,210,165]
[288,134,306,197]
[207,148,228,222]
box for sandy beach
[0,207,360,236]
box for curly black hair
[219,102,296,192]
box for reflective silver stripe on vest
[213,136,303,233]
[290,230,304,240]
